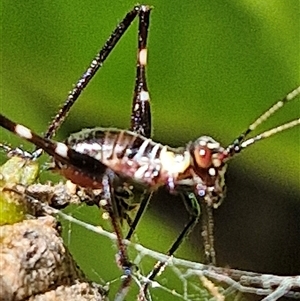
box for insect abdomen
[67,128,164,186]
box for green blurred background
[1,0,300,300]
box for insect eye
[194,146,212,169]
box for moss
[0,156,39,225]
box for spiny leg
[100,171,133,297]
[40,5,152,144]
[130,6,152,138]
[126,7,153,240]
[200,203,216,265]
[0,114,109,174]
[5,6,151,159]
[139,192,201,300]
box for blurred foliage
[0,157,39,225]
[1,0,300,300]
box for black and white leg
[125,5,153,242]
[130,5,152,138]
[40,5,152,145]
[0,113,131,294]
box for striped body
[65,128,191,189]
[59,128,228,208]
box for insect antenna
[240,118,300,149]
[226,86,300,157]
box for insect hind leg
[125,2,153,256]
[30,6,152,160]
[130,6,152,138]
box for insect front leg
[200,203,216,265]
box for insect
[1,4,300,300]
